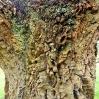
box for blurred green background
[0,69,5,99]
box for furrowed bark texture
[0,0,99,99]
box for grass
[0,65,99,99]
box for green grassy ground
[0,66,99,99]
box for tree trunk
[0,0,99,99]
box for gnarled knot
[74,0,98,18]
[57,32,67,46]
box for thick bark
[0,0,99,99]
